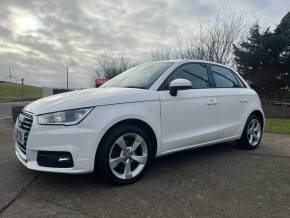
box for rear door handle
[207,99,217,105]
[240,98,248,103]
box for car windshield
[101,62,174,89]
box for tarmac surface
[0,101,30,120]
[0,118,290,217]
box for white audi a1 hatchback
[15,60,264,184]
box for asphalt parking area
[0,118,290,217]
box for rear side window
[211,65,242,88]
[159,63,211,90]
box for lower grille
[15,111,33,154]
[37,151,74,168]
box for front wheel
[237,114,263,149]
[96,124,153,185]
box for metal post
[66,67,69,90]
[21,78,24,97]
[9,65,11,82]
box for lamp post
[66,67,69,90]
[21,78,24,98]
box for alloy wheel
[247,118,262,146]
[109,133,148,180]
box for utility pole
[66,66,69,90]
[9,65,11,82]
[21,78,24,97]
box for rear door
[209,64,249,140]
[159,63,219,152]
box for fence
[256,89,290,119]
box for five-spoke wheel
[96,124,152,184]
[237,114,263,149]
[109,133,148,180]
[246,118,262,146]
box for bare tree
[151,47,172,61]
[174,24,208,60]
[205,11,245,64]
[95,54,131,79]
[151,10,245,65]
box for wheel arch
[95,118,158,168]
[237,109,264,149]
[238,108,265,139]
[249,109,265,129]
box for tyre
[237,114,263,150]
[95,124,153,185]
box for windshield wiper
[123,86,146,89]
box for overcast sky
[0,0,289,88]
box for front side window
[211,65,241,88]
[101,62,174,89]
[159,63,211,90]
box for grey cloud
[0,25,12,38]
[0,0,289,88]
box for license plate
[15,128,25,145]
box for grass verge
[0,82,42,102]
[265,119,290,135]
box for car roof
[152,59,240,75]
[153,59,230,67]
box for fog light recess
[37,151,74,168]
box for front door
[158,63,218,153]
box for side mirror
[169,79,192,96]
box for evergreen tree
[275,12,290,87]
[233,12,290,90]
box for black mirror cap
[169,86,178,96]
[169,85,192,96]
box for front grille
[16,111,33,154]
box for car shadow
[154,141,238,164]
[31,141,239,189]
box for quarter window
[159,63,211,90]
[211,65,241,88]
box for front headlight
[37,107,93,126]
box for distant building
[95,78,110,87]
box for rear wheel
[96,124,153,185]
[237,114,263,149]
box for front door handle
[240,98,248,103]
[207,99,217,105]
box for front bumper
[15,112,101,174]
[15,145,90,174]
